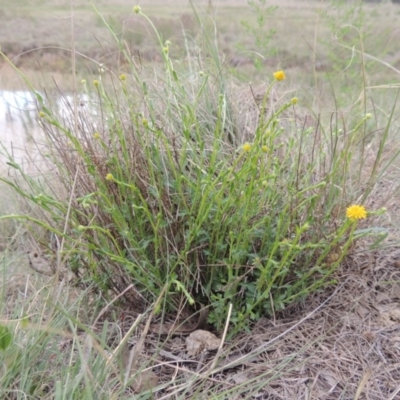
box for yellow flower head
[242,142,252,152]
[346,205,367,221]
[105,173,114,181]
[261,145,268,153]
[119,74,126,81]
[133,5,141,14]
[273,70,286,81]
[93,80,99,87]
[38,111,45,118]
[290,97,298,105]
[93,133,100,139]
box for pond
[0,90,47,175]
[0,90,92,176]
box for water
[0,90,93,176]
[0,90,46,175]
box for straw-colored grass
[1,0,400,398]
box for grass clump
[0,257,144,399]
[0,4,392,337]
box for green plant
[238,0,278,70]
[0,257,145,399]
[0,325,12,351]
[314,0,395,108]
[0,4,393,337]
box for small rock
[185,329,221,357]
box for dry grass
[2,0,400,88]
[2,143,400,397]
[2,1,400,399]
[2,239,400,398]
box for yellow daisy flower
[242,142,252,152]
[273,70,286,81]
[346,205,367,221]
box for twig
[92,284,135,328]
[354,370,371,400]
[128,285,168,371]
[209,302,232,371]
[388,383,400,400]
[106,313,143,368]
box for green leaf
[34,91,44,103]
[0,325,12,350]
[354,227,389,249]
[6,161,20,170]
[354,227,388,236]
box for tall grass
[1,1,399,397]
[1,2,392,332]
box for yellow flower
[93,80,99,87]
[142,118,149,128]
[133,5,141,13]
[93,133,100,139]
[290,97,298,105]
[106,173,114,181]
[261,145,268,153]
[273,70,286,81]
[38,111,45,118]
[242,142,252,152]
[119,74,126,81]
[346,205,367,221]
